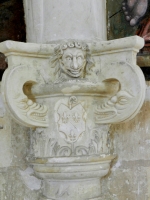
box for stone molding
[0,36,144,57]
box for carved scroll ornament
[2,64,48,127]
[94,61,146,124]
[1,40,145,127]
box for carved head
[51,41,94,78]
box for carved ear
[2,65,48,127]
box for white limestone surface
[23,0,107,43]
[0,36,145,127]
[0,36,146,199]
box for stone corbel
[0,36,146,200]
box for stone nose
[72,57,78,69]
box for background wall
[107,0,150,70]
[0,0,25,43]
[100,81,150,200]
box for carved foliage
[30,125,112,158]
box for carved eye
[110,96,117,103]
[118,97,128,105]
[77,56,83,61]
[66,56,72,61]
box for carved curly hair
[51,41,94,77]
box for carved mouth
[70,69,81,74]
[66,68,83,77]
[30,112,46,121]
[95,110,117,121]
[17,99,48,124]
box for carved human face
[60,48,86,77]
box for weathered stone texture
[11,120,30,169]
[0,167,41,200]
[101,81,150,199]
[0,37,146,199]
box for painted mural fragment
[107,0,150,53]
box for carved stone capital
[0,36,146,199]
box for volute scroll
[94,61,146,124]
[1,64,48,127]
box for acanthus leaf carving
[30,125,112,158]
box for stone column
[23,0,107,43]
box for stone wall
[0,82,41,199]
[0,93,41,199]
[101,81,150,200]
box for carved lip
[30,112,46,122]
[68,69,81,74]
[95,110,117,120]
[66,68,83,77]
